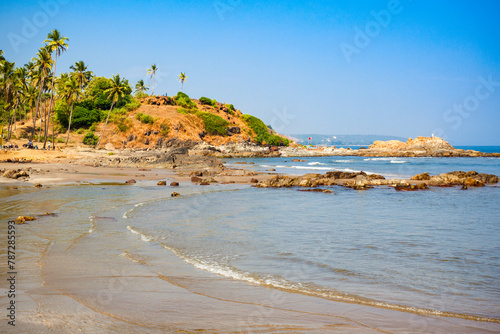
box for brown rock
[34,183,42,187]
[171,192,181,197]
[170,182,180,186]
[157,181,167,186]
[250,178,259,183]
[191,176,203,183]
[15,216,36,224]
[411,173,431,181]
[125,179,137,184]
[199,181,210,185]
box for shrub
[54,101,70,127]
[71,106,102,129]
[160,123,170,137]
[136,113,155,124]
[199,97,217,107]
[76,128,85,134]
[89,124,97,132]
[115,118,131,132]
[82,131,98,146]
[241,114,290,146]
[225,103,236,115]
[134,91,149,99]
[174,92,197,109]
[195,111,230,136]
[177,107,195,115]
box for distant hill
[289,134,408,146]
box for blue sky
[1,0,499,145]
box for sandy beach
[1,146,499,333]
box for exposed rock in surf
[171,192,180,197]
[125,179,137,184]
[170,182,180,187]
[15,216,36,224]
[157,180,167,186]
[411,173,431,181]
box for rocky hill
[96,94,291,150]
[369,136,455,152]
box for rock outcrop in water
[253,170,498,191]
[426,171,498,187]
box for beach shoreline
[1,147,500,333]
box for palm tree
[1,61,16,140]
[146,64,158,95]
[70,60,92,95]
[178,72,187,91]
[95,74,129,148]
[134,79,149,95]
[31,47,53,142]
[0,50,5,62]
[44,29,69,149]
[61,77,79,144]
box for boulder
[191,176,202,183]
[199,181,210,185]
[15,216,36,224]
[171,192,181,197]
[250,178,259,183]
[170,182,180,187]
[34,183,42,187]
[157,181,167,186]
[411,173,431,181]
[125,179,137,184]
[226,126,241,135]
[395,183,429,191]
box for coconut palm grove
[0,29,288,150]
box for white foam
[390,160,408,164]
[127,226,154,242]
[308,162,326,166]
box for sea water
[120,155,500,321]
[1,155,499,329]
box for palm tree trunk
[39,101,45,142]
[32,77,44,142]
[44,53,58,149]
[153,73,155,96]
[65,102,75,144]
[95,101,115,149]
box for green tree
[95,74,130,148]
[31,47,53,142]
[147,64,158,95]
[44,29,69,149]
[62,76,79,144]
[178,72,187,91]
[70,60,92,96]
[134,79,149,95]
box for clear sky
[1,0,499,145]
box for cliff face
[369,137,454,151]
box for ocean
[1,154,499,331]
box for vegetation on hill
[0,30,290,148]
[242,114,290,146]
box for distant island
[289,134,408,146]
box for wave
[160,241,500,323]
[293,166,332,170]
[123,202,144,219]
[390,160,408,164]
[332,159,354,163]
[127,225,155,242]
[308,162,326,166]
